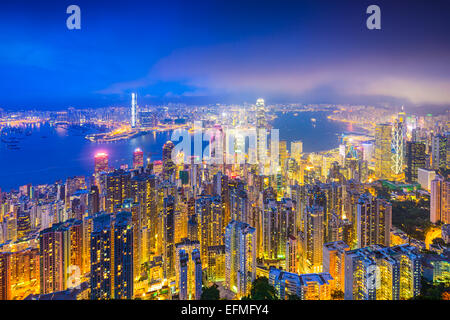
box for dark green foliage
[200,284,220,300]
[391,199,431,240]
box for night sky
[1,0,449,110]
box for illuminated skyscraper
[431,134,448,170]
[39,220,83,295]
[133,148,144,169]
[323,241,349,293]
[207,245,225,282]
[344,244,421,300]
[430,175,450,224]
[90,212,134,300]
[196,195,223,263]
[256,98,267,164]
[162,141,176,179]
[374,123,392,180]
[356,193,391,248]
[177,247,202,300]
[90,214,113,300]
[302,205,324,273]
[94,152,108,174]
[131,93,137,128]
[405,141,426,183]
[105,169,131,213]
[0,253,10,300]
[113,211,134,299]
[225,220,256,297]
[291,140,303,162]
[391,116,405,179]
[163,195,175,279]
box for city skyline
[0,0,449,303]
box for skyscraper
[431,134,448,170]
[131,93,137,128]
[391,116,405,179]
[356,193,391,248]
[225,220,256,297]
[344,244,421,300]
[90,212,134,299]
[405,141,426,183]
[133,148,144,169]
[323,240,349,293]
[94,152,108,174]
[113,211,134,299]
[90,214,112,300]
[430,175,450,224]
[177,247,202,300]
[374,123,392,180]
[302,205,324,273]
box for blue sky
[1,0,450,110]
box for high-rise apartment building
[225,220,256,297]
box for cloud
[97,40,450,106]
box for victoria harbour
[0,110,350,191]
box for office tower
[431,134,448,170]
[269,267,333,300]
[302,205,324,273]
[94,152,108,174]
[163,195,175,279]
[323,241,349,293]
[344,244,421,300]
[207,245,225,282]
[225,220,256,297]
[405,141,426,183]
[105,169,131,213]
[430,175,450,224]
[196,196,223,264]
[255,98,267,164]
[133,148,144,169]
[374,123,392,180]
[90,214,112,299]
[131,93,137,128]
[391,117,405,178]
[113,211,134,299]
[356,193,391,248]
[417,168,436,192]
